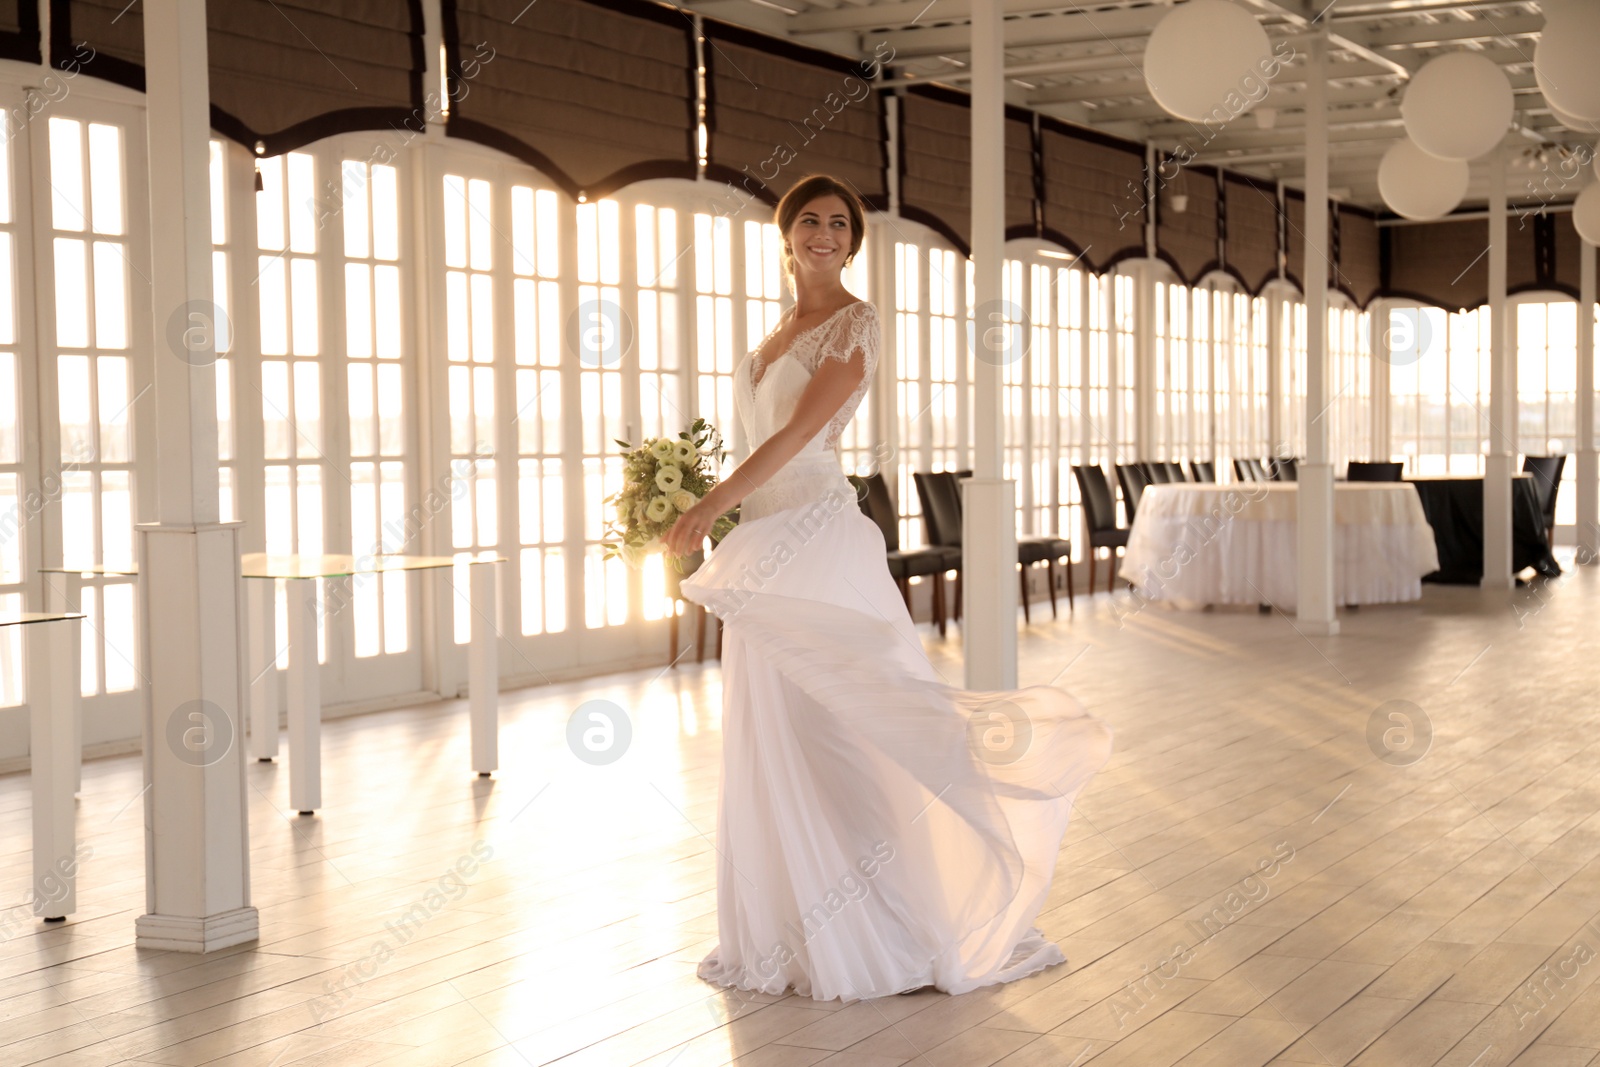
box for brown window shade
[702,20,887,209]
[1549,211,1586,300]
[1005,111,1036,239]
[1156,163,1219,285]
[0,0,39,63]
[897,86,1036,254]
[1040,119,1145,272]
[445,0,696,200]
[209,1,425,156]
[1224,174,1278,294]
[1283,190,1306,291]
[51,0,144,90]
[1383,218,1492,311]
[52,1,427,156]
[1336,206,1380,308]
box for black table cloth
[1405,476,1561,584]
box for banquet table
[1404,475,1561,584]
[1119,482,1441,609]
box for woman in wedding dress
[662,175,1113,1004]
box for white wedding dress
[680,299,1113,1004]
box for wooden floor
[4,560,1600,1066]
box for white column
[41,572,83,792]
[467,560,499,775]
[1296,30,1337,635]
[1578,238,1597,564]
[134,0,257,953]
[1483,148,1514,588]
[28,617,78,919]
[963,0,1017,688]
[1369,299,1391,464]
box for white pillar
[963,0,1017,689]
[1483,148,1514,588]
[134,0,257,953]
[1578,238,1597,564]
[1296,30,1337,635]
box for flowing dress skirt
[680,488,1113,1003]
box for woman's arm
[662,342,867,556]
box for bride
[662,174,1113,1004]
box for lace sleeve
[807,301,879,451]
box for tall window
[259,151,326,659]
[1054,264,1087,542]
[894,240,964,549]
[1517,300,1578,527]
[342,158,407,656]
[694,213,736,456]
[210,141,236,522]
[0,115,19,706]
[442,173,496,644]
[513,185,564,637]
[576,199,627,630]
[50,116,137,697]
[1112,272,1137,464]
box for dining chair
[1522,455,1567,548]
[1246,458,1270,481]
[1346,461,1404,482]
[1073,465,1129,595]
[1271,457,1299,482]
[1143,462,1171,484]
[916,471,1073,622]
[1189,460,1216,483]
[1232,458,1256,483]
[849,473,959,635]
[1163,461,1189,483]
[1115,463,1151,525]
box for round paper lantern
[1551,102,1600,135]
[1378,138,1469,221]
[1401,52,1513,160]
[1534,2,1600,122]
[1574,183,1600,245]
[1144,0,1274,123]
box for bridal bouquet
[604,417,738,570]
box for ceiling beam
[1362,13,1543,48]
[1234,0,1414,77]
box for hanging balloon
[1550,101,1600,136]
[1378,138,1470,221]
[1574,183,1600,245]
[1401,52,1514,160]
[1534,1,1600,123]
[1143,0,1275,123]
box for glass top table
[38,552,508,817]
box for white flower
[620,542,645,567]
[670,489,697,512]
[671,439,696,464]
[649,439,675,462]
[655,465,684,493]
[646,496,674,522]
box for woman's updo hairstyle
[774,174,867,279]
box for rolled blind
[703,20,887,208]
[1223,174,1278,293]
[1383,218,1492,310]
[1283,189,1306,291]
[444,0,696,199]
[1040,119,1146,272]
[1157,163,1219,285]
[1337,205,1380,308]
[0,0,38,63]
[53,1,427,156]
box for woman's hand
[663,497,721,558]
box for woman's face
[786,194,854,279]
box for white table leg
[29,618,77,920]
[284,579,321,814]
[247,579,279,761]
[41,573,82,795]
[468,562,499,776]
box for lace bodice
[733,300,880,521]
[738,300,879,454]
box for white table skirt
[1118,483,1441,609]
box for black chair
[1115,463,1151,524]
[1163,461,1188,483]
[915,471,1073,623]
[1144,462,1171,484]
[1073,465,1129,595]
[1189,460,1216,483]
[1247,458,1270,481]
[1265,456,1298,482]
[1346,461,1403,482]
[1522,455,1567,548]
[850,473,960,636]
[1232,458,1257,483]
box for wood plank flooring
[2,561,1599,1066]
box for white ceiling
[683,0,1583,212]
